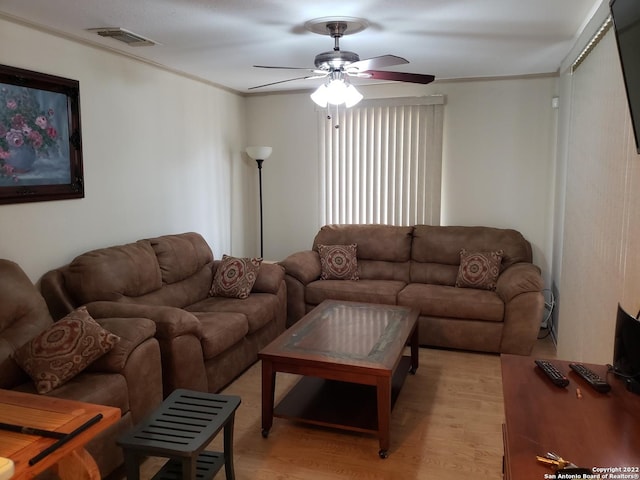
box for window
[318,96,444,226]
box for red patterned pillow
[318,244,359,280]
[455,249,504,290]
[210,254,262,299]
[13,307,120,394]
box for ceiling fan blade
[347,55,409,72]
[362,70,435,85]
[248,73,327,90]
[254,65,313,70]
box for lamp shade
[246,146,272,161]
[310,84,329,108]
[344,84,364,107]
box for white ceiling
[0,0,601,93]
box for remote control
[569,363,611,393]
[534,359,569,387]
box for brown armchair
[0,259,163,478]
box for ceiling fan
[249,17,435,106]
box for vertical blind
[318,96,445,226]
[557,24,640,361]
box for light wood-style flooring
[137,333,556,480]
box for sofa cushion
[306,279,406,306]
[195,312,249,359]
[397,283,504,322]
[318,244,359,280]
[313,224,414,262]
[252,262,286,294]
[125,266,212,308]
[148,232,214,285]
[313,225,412,283]
[65,241,163,304]
[358,259,412,282]
[210,255,262,299]
[13,307,120,394]
[411,225,532,278]
[14,371,130,414]
[409,262,458,286]
[455,249,503,291]
[187,293,279,334]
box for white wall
[246,76,558,286]
[0,18,250,282]
[244,92,320,262]
[437,77,558,284]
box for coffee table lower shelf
[273,356,412,434]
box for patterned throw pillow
[13,307,120,394]
[455,249,504,291]
[210,254,262,299]
[318,244,359,280]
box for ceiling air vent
[89,27,158,47]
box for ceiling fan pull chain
[324,104,340,129]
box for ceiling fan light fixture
[311,73,363,108]
[325,78,349,105]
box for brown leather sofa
[280,224,544,355]
[41,232,287,396]
[0,259,163,478]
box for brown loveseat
[40,232,287,396]
[0,259,163,478]
[280,224,544,355]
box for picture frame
[0,64,83,204]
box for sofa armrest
[496,262,545,355]
[87,317,156,373]
[279,251,320,327]
[40,268,77,321]
[86,301,207,395]
[120,336,163,423]
[253,262,285,294]
[495,263,543,303]
[85,301,202,339]
[279,250,321,285]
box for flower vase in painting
[0,84,69,184]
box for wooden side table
[117,389,241,480]
[0,389,120,480]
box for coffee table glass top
[261,300,417,367]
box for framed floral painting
[0,64,83,204]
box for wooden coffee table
[0,389,120,480]
[258,300,419,458]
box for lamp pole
[256,158,264,258]
[245,146,272,259]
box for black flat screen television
[613,303,640,393]
[610,0,640,154]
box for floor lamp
[245,146,272,258]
